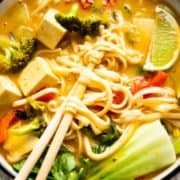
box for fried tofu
[36,9,66,49]
[18,57,59,96]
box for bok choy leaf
[87,121,176,180]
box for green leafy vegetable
[13,146,92,180]
[68,171,79,180]
[13,159,26,171]
[78,156,93,179]
[82,124,120,154]
[82,124,120,146]
[51,151,77,180]
[87,121,176,180]
[81,127,94,138]
[13,158,43,180]
[92,144,106,154]
[97,124,120,145]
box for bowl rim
[0,0,179,179]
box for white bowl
[0,0,179,179]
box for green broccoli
[16,99,47,120]
[26,98,47,118]
[14,99,47,135]
[0,37,37,73]
[10,116,45,135]
[55,4,107,37]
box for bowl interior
[0,0,179,179]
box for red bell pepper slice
[37,92,56,102]
[132,71,168,94]
[113,91,125,104]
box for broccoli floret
[55,15,103,36]
[10,116,45,135]
[26,98,47,118]
[14,99,47,135]
[0,37,37,73]
[16,99,47,120]
[55,4,107,36]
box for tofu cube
[36,9,67,49]
[18,57,59,96]
[0,76,21,106]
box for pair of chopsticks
[15,63,94,180]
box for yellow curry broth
[1,0,157,53]
[0,0,179,171]
[0,0,160,89]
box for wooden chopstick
[15,81,80,180]
[36,112,73,180]
[14,102,66,180]
[36,64,94,180]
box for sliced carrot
[0,110,17,144]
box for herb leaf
[97,124,120,145]
[13,146,92,180]
[92,144,106,154]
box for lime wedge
[144,5,180,71]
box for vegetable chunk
[87,121,176,180]
[0,37,37,73]
[0,110,17,144]
[55,4,106,37]
[3,134,39,163]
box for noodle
[66,97,110,132]
[76,131,84,155]
[13,88,58,107]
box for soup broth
[0,0,179,179]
